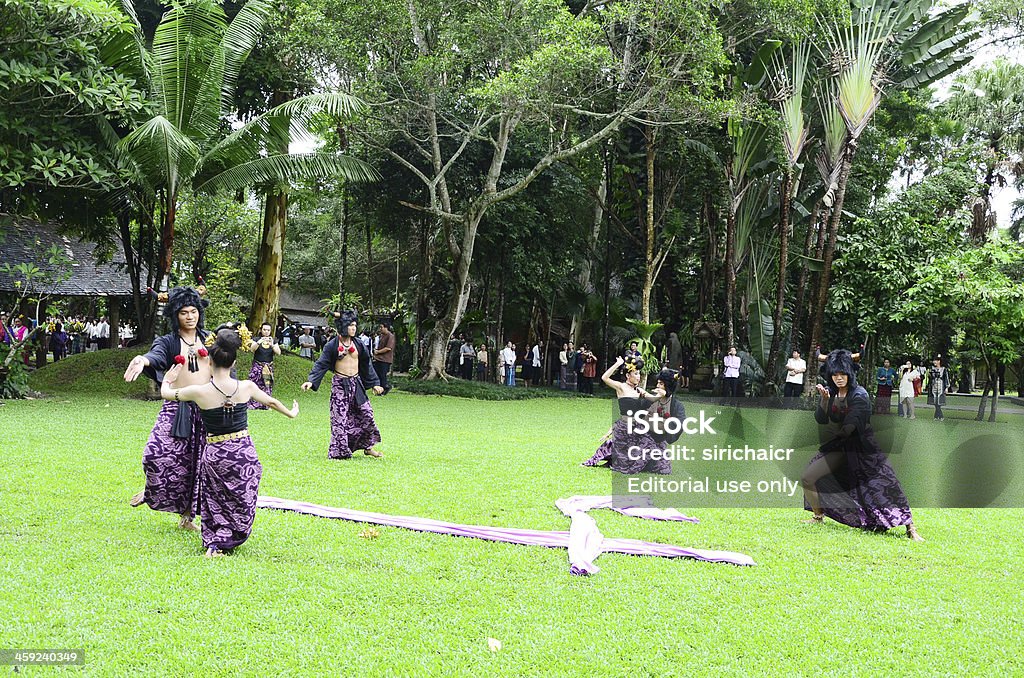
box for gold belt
[207,429,249,443]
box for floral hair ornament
[623,356,645,375]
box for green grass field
[1,351,1022,675]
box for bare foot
[129,490,146,507]
[204,548,224,558]
[364,448,383,458]
[907,525,925,542]
[178,515,200,532]
[802,513,824,525]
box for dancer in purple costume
[301,309,384,459]
[162,324,298,557]
[582,355,670,475]
[246,322,281,410]
[124,286,212,531]
[801,348,924,541]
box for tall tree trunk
[977,374,991,420]
[806,143,855,394]
[414,218,435,368]
[249,186,288,329]
[420,209,486,379]
[765,170,793,384]
[338,189,349,297]
[571,149,608,343]
[365,218,375,313]
[118,212,145,335]
[156,190,176,301]
[724,201,737,348]
[109,297,120,350]
[698,192,718,319]
[791,198,820,349]
[247,88,291,329]
[640,125,657,325]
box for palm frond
[100,0,151,87]
[770,41,810,168]
[194,152,379,195]
[118,116,202,195]
[151,0,227,133]
[203,92,368,168]
[220,0,272,108]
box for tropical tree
[944,59,1024,242]
[105,0,376,311]
[803,0,976,391]
[899,240,1024,422]
[763,39,810,382]
[0,0,148,211]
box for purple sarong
[141,400,205,518]
[328,373,381,459]
[583,418,670,474]
[247,361,273,410]
[804,447,913,530]
[200,436,263,551]
[256,495,755,574]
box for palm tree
[804,0,975,384]
[945,59,1024,241]
[764,40,810,384]
[105,0,377,311]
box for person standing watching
[459,337,476,380]
[784,350,806,402]
[722,346,741,399]
[372,321,396,394]
[500,341,516,386]
[475,343,489,381]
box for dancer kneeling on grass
[801,348,923,541]
[247,322,281,410]
[582,356,671,475]
[301,309,384,460]
[161,324,299,557]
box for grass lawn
[1,351,1022,675]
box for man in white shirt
[499,341,516,387]
[784,349,806,400]
[96,316,110,349]
[85,318,98,352]
[529,341,543,386]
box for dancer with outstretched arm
[582,356,670,475]
[162,324,298,557]
[123,286,211,532]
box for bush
[392,375,587,401]
[0,360,29,399]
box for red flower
[348,346,356,354]
[173,355,186,365]
[198,348,208,357]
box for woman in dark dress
[161,325,299,557]
[801,349,923,541]
[582,356,670,475]
[247,322,281,410]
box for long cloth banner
[257,495,755,574]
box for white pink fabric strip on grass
[257,494,755,574]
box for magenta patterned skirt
[199,435,262,551]
[141,401,205,518]
[583,418,671,475]
[327,374,382,459]
[247,361,273,410]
